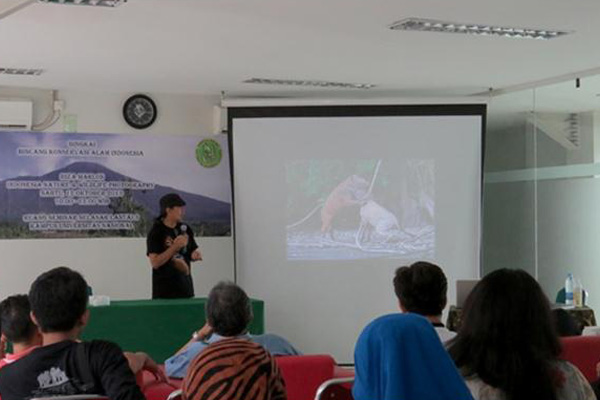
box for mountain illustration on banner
[0,161,231,238]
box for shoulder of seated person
[81,339,123,351]
[554,359,584,375]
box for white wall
[0,88,234,300]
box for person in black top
[147,193,202,299]
[0,267,145,400]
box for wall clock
[123,94,157,129]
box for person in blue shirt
[165,281,300,379]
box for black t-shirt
[146,219,198,299]
[0,340,144,400]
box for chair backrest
[276,355,336,400]
[137,367,182,400]
[315,377,354,400]
[560,336,600,381]
[31,396,109,400]
[166,389,182,400]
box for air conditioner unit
[0,99,33,130]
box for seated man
[165,281,300,378]
[393,261,456,342]
[0,294,162,378]
[183,338,286,400]
[0,295,42,369]
[0,267,147,400]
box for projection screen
[229,104,485,363]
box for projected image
[286,159,434,260]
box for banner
[0,131,231,239]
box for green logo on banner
[196,139,222,168]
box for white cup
[89,295,111,307]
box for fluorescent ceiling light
[0,68,44,76]
[0,0,35,20]
[389,18,572,40]
[244,78,376,89]
[38,0,126,6]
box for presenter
[146,193,202,299]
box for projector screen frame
[227,103,487,281]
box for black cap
[160,193,186,211]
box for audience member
[165,281,300,379]
[553,308,583,337]
[0,267,147,400]
[0,293,162,380]
[393,261,455,342]
[448,268,595,400]
[182,338,286,400]
[0,295,42,369]
[353,313,474,400]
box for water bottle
[565,273,574,306]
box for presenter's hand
[173,234,188,250]
[191,249,202,261]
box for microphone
[180,224,188,254]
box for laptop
[456,280,479,308]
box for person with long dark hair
[448,269,595,400]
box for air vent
[390,18,572,40]
[564,113,580,147]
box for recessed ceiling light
[0,68,44,76]
[38,0,126,6]
[243,78,376,89]
[389,18,572,40]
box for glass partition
[484,76,600,313]
[534,79,600,309]
[483,89,536,278]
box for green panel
[81,298,264,362]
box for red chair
[31,397,109,400]
[137,367,182,400]
[560,336,600,382]
[166,390,182,400]
[138,358,354,400]
[275,355,354,400]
